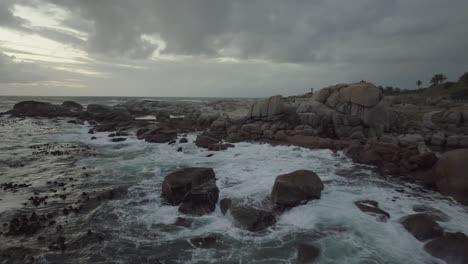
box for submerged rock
[271,170,324,207]
[424,232,468,264]
[399,213,443,241]
[433,149,468,205]
[228,205,276,232]
[354,200,390,221]
[297,243,320,263]
[413,205,450,222]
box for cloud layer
[1,0,467,96]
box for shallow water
[1,115,468,263]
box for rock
[443,111,462,125]
[354,200,390,221]
[430,132,446,146]
[413,205,450,222]
[228,205,276,232]
[7,101,75,118]
[249,95,285,118]
[349,131,365,140]
[173,217,192,228]
[189,234,220,248]
[144,129,177,143]
[297,243,320,263]
[271,170,324,207]
[161,167,216,206]
[275,130,288,141]
[424,232,468,264]
[220,198,232,215]
[178,181,219,216]
[338,82,382,108]
[208,143,235,151]
[110,137,126,142]
[408,153,438,170]
[433,149,468,205]
[398,134,424,146]
[86,104,133,122]
[179,138,189,143]
[446,135,468,148]
[195,134,220,148]
[400,213,443,241]
[62,101,84,112]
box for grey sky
[0,0,467,97]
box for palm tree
[417,80,422,88]
[430,74,447,86]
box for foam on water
[49,123,468,263]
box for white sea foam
[51,125,468,263]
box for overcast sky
[0,0,467,97]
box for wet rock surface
[399,213,443,241]
[271,170,324,207]
[424,232,468,264]
[354,200,390,221]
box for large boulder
[178,181,219,216]
[300,82,389,138]
[433,149,468,205]
[399,214,443,241]
[249,95,285,118]
[161,168,216,206]
[337,82,382,108]
[271,170,324,207]
[7,101,75,118]
[424,232,468,264]
[195,133,220,148]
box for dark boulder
[424,232,468,264]
[399,213,443,241]
[228,205,276,232]
[161,167,216,206]
[271,170,324,207]
[220,198,232,215]
[413,205,450,222]
[297,243,320,263]
[144,129,177,143]
[7,101,75,118]
[354,200,390,221]
[178,181,219,216]
[195,134,220,148]
[179,138,189,143]
[433,149,468,205]
[62,101,84,111]
[86,104,133,122]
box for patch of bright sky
[13,4,88,40]
[9,80,86,89]
[0,28,89,64]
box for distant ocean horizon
[0,95,256,113]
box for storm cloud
[0,0,467,96]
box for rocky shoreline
[1,73,468,263]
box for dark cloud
[1,0,467,96]
[0,52,47,84]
